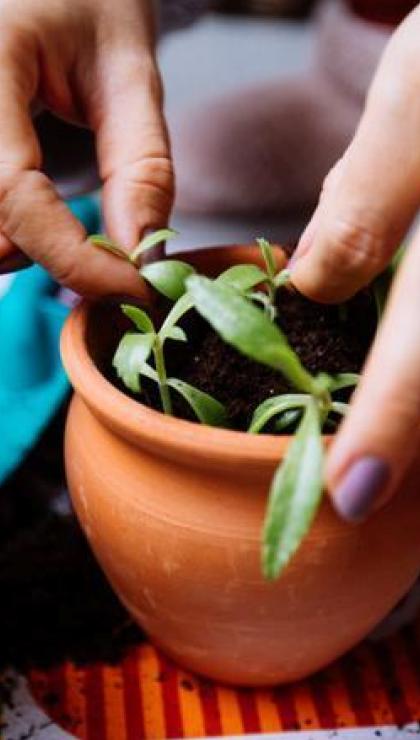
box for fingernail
[333,456,390,523]
[287,251,299,269]
[287,238,312,270]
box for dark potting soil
[137,268,376,429]
[0,404,143,673]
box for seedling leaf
[139,363,159,383]
[89,235,127,260]
[159,293,194,340]
[274,269,291,288]
[263,399,323,580]
[247,290,277,321]
[256,237,276,279]
[275,409,302,432]
[130,228,178,265]
[168,378,228,427]
[331,401,349,416]
[217,264,267,292]
[113,333,155,393]
[165,326,187,342]
[249,394,309,434]
[329,373,360,393]
[141,260,195,301]
[121,304,155,334]
[186,275,316,394]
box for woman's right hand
[290,5,420,523]
[0,0,174,296]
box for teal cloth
[0,195,100,485]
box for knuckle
[0,167,22,232]
[325,217,385,274]
[122,155,175,203]
[51,258,81,291]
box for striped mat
[23,621,420,739]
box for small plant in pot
[93,230,365,579]
[61,232,420,686]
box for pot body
[62,246,420,686]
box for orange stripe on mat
[102,664,128,740]
[177,671,206,738]
[138,644,166,740]
[27,618,420,738]
[255,689,282,734]
[216,686,244,735]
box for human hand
[290,5,420,521]
[0,0,173,296]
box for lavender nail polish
[333,457,390,523]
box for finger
[327,227,420,522]
[289,203,321,267]
[0,39,146,297]
[92,49,174,253]
[291,11,420,302]
[289,161,343,266]
[0,168,148,297]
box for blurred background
[161,0,317,248]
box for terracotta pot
[61,245,420,686]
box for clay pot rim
[61,244,332,467]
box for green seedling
[246,238,290,320]
[90,228,179,266]
[186,273,360,579]
[92,231,392,582]
[114,303,228,426]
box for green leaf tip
[121,304,155,334]
[113,332,155,393]
[256,237,276,279]
[130,228,178,265]
[262,399,324,580]
[141,259,195,301]
[217,264,267,292]
[89,235,128,260]
[249,394,309,434]
[168,378,228,427]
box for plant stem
[153,337,173,415]
[267,282,277,319]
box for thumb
[93,50,174,252]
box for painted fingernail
[333,457,390,523]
